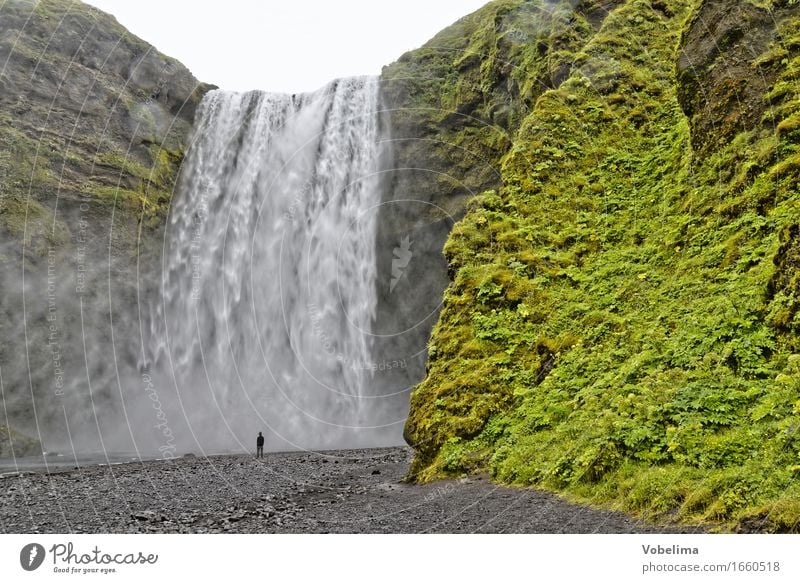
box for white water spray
[147,77,399,452]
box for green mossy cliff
[399,0,800,532]
[375,0,627,411]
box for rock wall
[0,0,213,451]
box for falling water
[147,77,399,452]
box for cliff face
[677,0,792,156]
[402,0,800,532]
[374,0,622,409]
[0,0,212,446]
[0,0,211,236]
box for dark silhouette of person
[256,432,264,458]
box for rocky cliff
[0,0,213,449]
[399,0,800,532]
[374,0,623,412]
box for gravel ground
[0,447,699,533]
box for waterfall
[146,76,399,453]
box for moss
[0,196,71,261]
[90,143,181,220]
[0,424,41,458]
[405,0,800,532]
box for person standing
[256,432,265,458]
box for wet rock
[131,511,156,521]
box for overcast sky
[84,0,489,93]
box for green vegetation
[405,0,800,532]
[381,0,612,219]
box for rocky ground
[0,447,700,534]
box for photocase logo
[20,543,46,571]
[390,236,413,294]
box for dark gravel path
[0,447,698,533]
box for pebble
[0,447,696,534]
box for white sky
[84,0,489,93]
